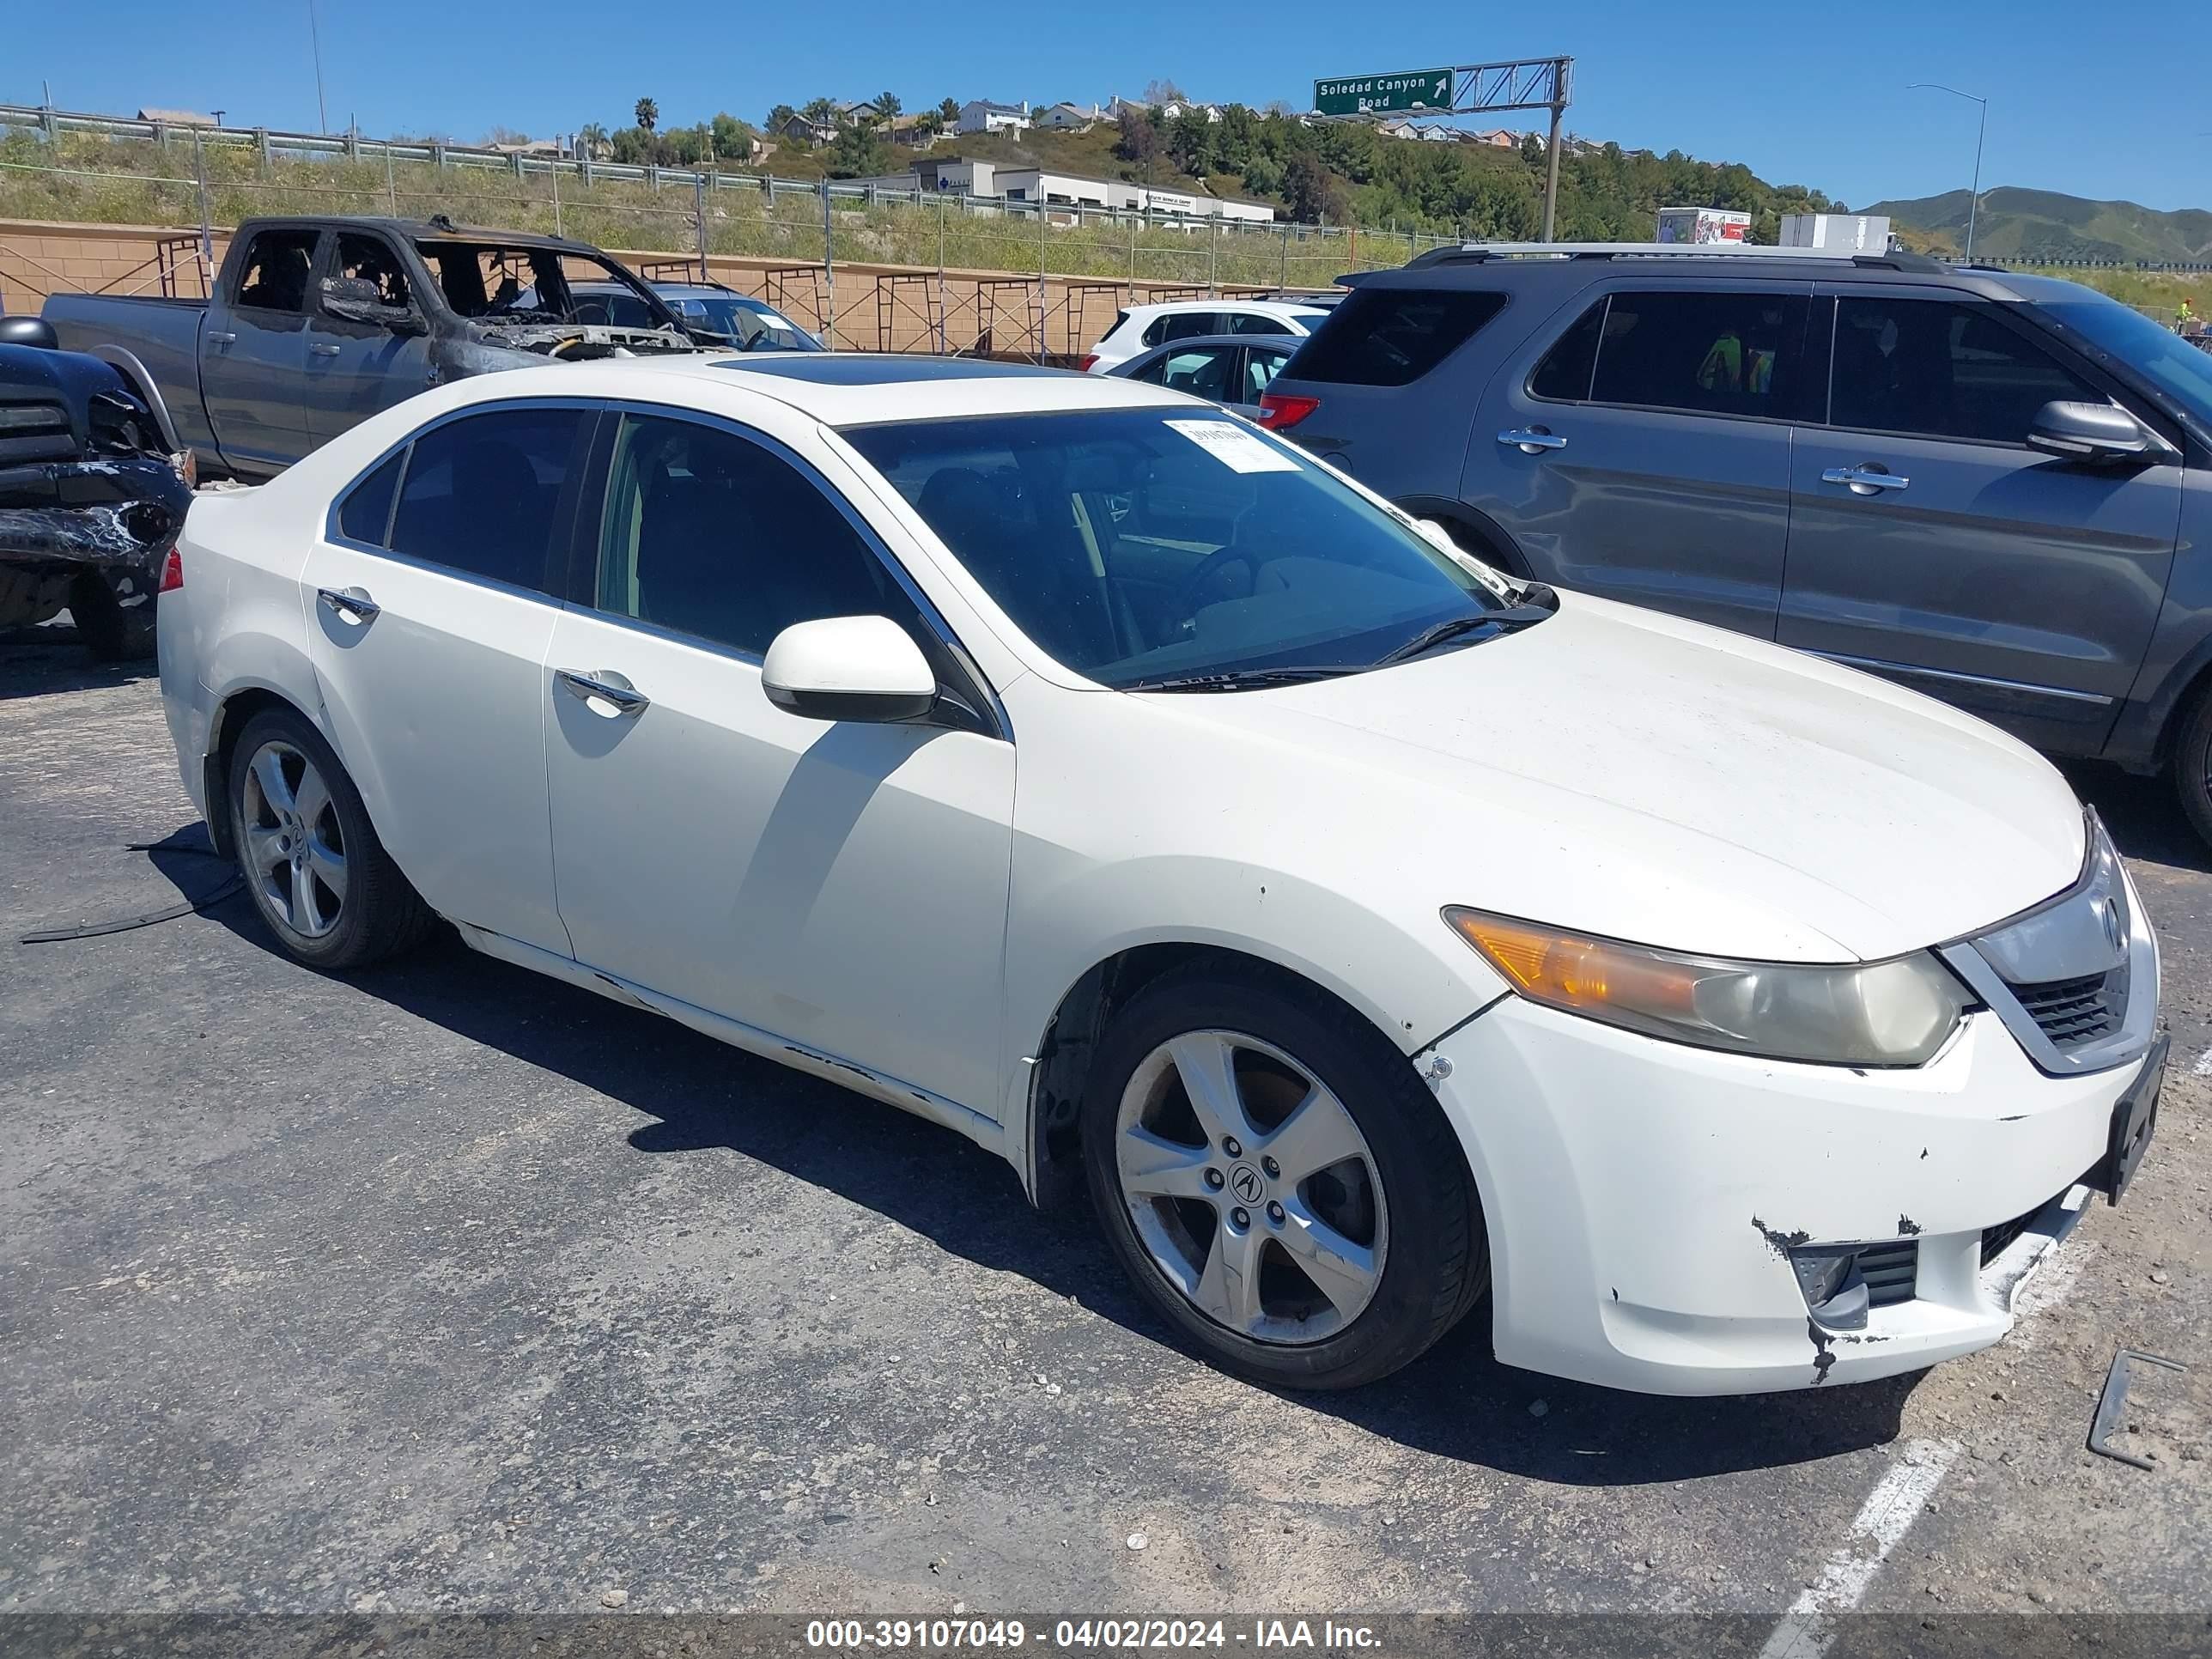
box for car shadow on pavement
[0,625,157,701]
[148,822,1920,1486]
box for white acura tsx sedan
[154,353,2164,1395]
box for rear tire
[2172,682,2212,850]
[226,708,434,969]
[1081,963,1487,1390]
[68,568,157,662]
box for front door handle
[309,343,343,357]
[1498,427,1568,454]
[1820,465,1910,495]
[316,585,380,624]
[555,667,650,717]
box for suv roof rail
[1402,241,1948,274]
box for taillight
[1077,354,1099,372]
[1257,392,1320,430]
[158,548,184,592]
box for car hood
[1164,592,2085,963]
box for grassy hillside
[1869,186,2212,263]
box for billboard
[1656,207,1752,245]
[1314,68,1455,118]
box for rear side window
[1286,288,1505,386]
[387,407,588,593]
[1228,312,1292,336]
[231,228,320,314]
[1587,290,1808,417]
[1529,300,1606,400]
[336,450,404,546]
[1145,312,1220,347]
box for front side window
[1831,297,2104,443]
[232,228,319,313]
[331,234,410,310]
[1588,289,1807,416]
[1152,311,1222,346]
[844,408,1519,690]
[592,413,915,658]
[1143,346,1237,401]
[386,407,588,593]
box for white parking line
[1754,1437,1962,1659]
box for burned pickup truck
[1,317,193,660]
[44,216,707,479]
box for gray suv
[1260,246,2212,840]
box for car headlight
[1443,908,1971,1066]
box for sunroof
[713,356,1080,385]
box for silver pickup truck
[44,215,705,478]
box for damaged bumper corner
[0,454,193,575]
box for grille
[1856,1239,1918,1307]
[0,400,77,465]
[2008,972,2118,1049]
[1980,1206,2040,1267]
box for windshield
[666,294,823,350]
[842,408,1521,689]
[2041,299,2212,428]
[414,243,672,329]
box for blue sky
[10,0,2204,213]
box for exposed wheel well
[1024,942,1447,1209]
[1395,501,1531,580]
[203,688,309,857]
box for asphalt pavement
[1,623,2206,1635]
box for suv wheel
[227,708,434,969]
[1081,963,1487,1389]
[2173,682,2212,849]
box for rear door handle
[1820,465,1910,494]
[206,330,236,346]
[316,585,380,624]
[309,343,343,357]
[1498,427,1568,453]
[555,668,650,717]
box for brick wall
[1,218,1249,359]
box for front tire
[1081,963,1487,1389]
[227,708,433,969]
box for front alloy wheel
[1115,1030,1388,1343]
[1083,966,1486,1389]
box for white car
[155,355,2165,1395]
[1082,300,1331,374]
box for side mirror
[319,276,425,334]
[762,615,939,724]
[2027,400,2159,465]
[0,314,60,349]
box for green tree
[1284,155,1348,224]
[1115,106,1158,167]
[766,103,796,131]
[939,97,961,125]
[635,97,659,133]
[575,122,608,160]
[710,112,754,159]
[801,97,838,126]
[825,123,890,178]
[874,92,902,122]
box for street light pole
[1907,82,1987,260]
[307,0,330,135]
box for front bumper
[1428,996,2152,1395]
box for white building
[851,159,1274,224]
[1036,101,1103,132]
[957,100,1031,137]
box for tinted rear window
[1286,288,1505,386]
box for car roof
[1127,299,1327,317]
[475,351,1198,426]
[245,215,601,256]
[1344,248,2040,301]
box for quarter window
[386,407,587,592]
[592,413,916,658]
[1829,297,2104,443]
[336,450,404,546]
[1587,290,1807,416]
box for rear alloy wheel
[1083,966,1486,1389]
[227,708,432,969]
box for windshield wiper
[1373,600,1555,666]
[1125,666,1353,693]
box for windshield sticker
[1164,419,1303,474]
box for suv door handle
[1821,465,1910,495]
[309,343,343,357]
[555,668,650,717]
[206,331,236,346]
[316,585,380,624]
[1498,427,1568,454]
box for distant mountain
[1863,186,2212,263]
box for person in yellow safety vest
[2181,297,2198,333]
[1697,327,1742,392]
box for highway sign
[1313,68,1455,117]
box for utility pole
[821,179,836,349]
[306,0,329,135]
